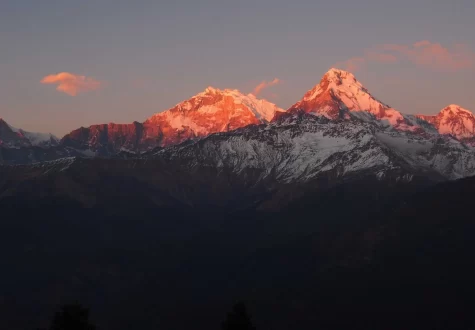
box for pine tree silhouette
[222,302,256,330]
[49,302,96,330]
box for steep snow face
[212,88,283,122]
[417,105,475,139]
[151,112,475,183]
[288,68,427,133]
[375,131,475,179]
[144,87,284,146]
[7,112,475,191]
[0,118,59,148]
[154,115,394,183]
[148,87,282,125]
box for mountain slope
[417,104,475,140]
[5,112,475,211]
[153,112,475,183]
[61,121,146,153]
[0,118,59,148]
[3,159,475,330]
[61,88,284,155]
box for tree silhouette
[222,302,256,330]
[48,302,96,330]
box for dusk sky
[1,0,474,136]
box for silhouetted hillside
[1,175,475,329]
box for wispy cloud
[41,72,102,96]
[340,57,366,72]
[380,41,474,71]
[337,41,474,72]
[253,78,282,96]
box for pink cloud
[340,57,366,72]
[379,41,474,71]
[338,40,474,72]
[365,52,398,63]
[253,78,282,96]
[269,92,279,100]
[41,72,102,96]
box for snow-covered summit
[445,104,473,114]
[145,86,284,146]
[183,86,283,122]
[319,68,359,86]
[417,104,475,139]
[61,86,285,154]
[203,86,219,94]
[288,68,428,133]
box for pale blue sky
[0,0,474,136]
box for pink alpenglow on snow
[41,72,102,96]
[288,68,426,132]
[61,86,285,153]
[417,105,475,139]
[290,68,388,118]
[146,87,284,137]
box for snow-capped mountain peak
[61,86,285,154]
[319,68,359,87]
[144,87,278,146]
[147,86,283,129]
[204,86,218,94]
[193,87,283,121]
[417,104,475,139]
[288,68,430,133]
[292,68,391,118]
[441,104,472,115]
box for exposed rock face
[61,122,146,153]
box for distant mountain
[4,111,475,211]
[287,68,433,133]
[0,118,59,148]
[60,121,146,155]
[61,87,284,155]
[417,104,475,140]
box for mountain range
[2,68,474,158]
[1,68,475,210]
[3,68,475,330]
[1,68,475,183]
[60,87,284,155]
